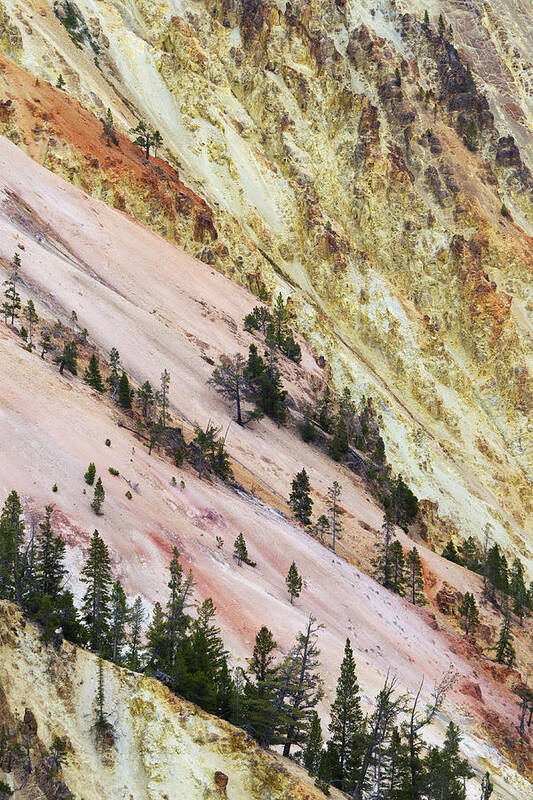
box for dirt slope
[0,136,531,796]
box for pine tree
[56,73,65,89]
[159,369,171,428]
[438,13,445,37]
[280,616,324,758]
[107,347,121,397]
[0,490,25,603]
[102,108,117,146]
[494,606,515,666]
[84,354,105,392]
[481,771,493,800]
[286,561,303,604]
[423,9,429,26]
[299,405,317,443]
[145,601,167,671]
[34,505,65,601]
[81,530,112,652]
[389,540,406,595]
[55,341,78,375]
[130,119,152,160]
[117,372,132,409]
[165,547,194,670]
[91,477,105,515]
[374,513,395,590]
[329,638,364,791]
[152,129,163,158]
[510,558,529,624]
[137,380,154,419]
[3,252,21,325]
[442,540,461,564]
[425,721,473,799]
[210,353,261,426]
[289,469,313,526]
[127,595,145,671]
[406,547,425,604]
[84,462,96,485]
[109,580,130,663]
[304,711,323,775]
[245,626,280,746]
[23,300,38,348]
[327,481,343,553]
[330,416,349,461]
[318,385,333,433]
[233,532,254,566]
[39,331,54,359]
[458,592,479,637]
[459,536,482,571]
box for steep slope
[0,136,531,796]
[0,602,344,800]
[0,0,532,569]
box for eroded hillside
[0,136,531,796]
[0,0,532,572]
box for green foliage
[52,484,58,493]
[192,423,232,481]
[304,711,323,775]
[2,252,21,326]
[328,638,364,791]
[233,533,255,567]
[91,477,105,515]
[494,606,515,666]
[442,539,461,564]
[458,591,479,637]
[244,344,287,423]
[81,529,112,652]
[329,416,348,461]
[105,439,111,447]
[389,540,405,595]
[55,341,78,375]
[102,108,118,146]
[125,490,132,500]
[298,405,317,443]
[55,73,65,89]
[406,547,425,605]
[117,372,132,409]
[84,463,96,485]
[285,561,302,604]
[83,353,105,392]
[0,490,25,602]
[395,67,401,87]
[289,468,313,525]
[465,119,478,151]
[108,467,119,476]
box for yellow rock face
[1,0,532,565]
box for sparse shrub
[52,484,58,493]
[125,490,132,500]
[105,439,111,447]
[173,448,184,467]
[216,536,224,549]
[108,467,119,476]
[500,204,511,219]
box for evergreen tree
[286,561,303,604]
[373,513,395,590]
[328,638,364,791]
[389,540,406,595]
[165,547,194,671]
[330,416,349,461]
[233,533,255,567]
[406,547,425,605]
[39,331,54,359]
[327,481,343,553]
[423,9,429,25]
[80,530,112,652]
[438,13,445,37]
[137,380,154,419]
[3,252,21,325]
[91,477,105,515]
[304,711,323,775]
[84,462,96,485]
[245,626,280,746]
[152,130,163,158]
[117,372,132,409]
[23,299,38,348]
[458,592,479,637]
[0,490,25,603]
[425,721,473,799]
[485,543,508,603]
[55,341,78,375]
[299,405,317,443]
[56,73,65,89]
[83,354,105,392]
[245,344,287,423]
[210,352,262,427]
[107,347,121,398]
[280,616,323,758]
[481,771,493,800]
[159,369,171,428]
[494,605,515,666]
[244,305,272,335]
[127,595,145,671]
[392,475,418,530]
[56,589,85,645]
[145,601,167,671]
[289,469,313,526]
[318,385,333,433]
[109,580,130,663]
[442,539,461,564]
[459,536,482,572]
[130,119,152,160]
[33,505,65,601]
[510,558,529,624]
[102,108,117,146]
